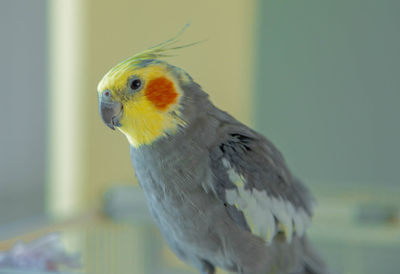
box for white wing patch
[222,158,311,244]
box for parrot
[97,28,331,274]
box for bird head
[97,27,204,147]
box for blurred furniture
[0,184,399,274]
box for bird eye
[103,90,111,98]
[130,78,142,91]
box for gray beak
[99,97,123,130]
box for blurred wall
[254,3,400,273]
[0,0,47,223]
[255,0,400,188]
[48,0,257,214]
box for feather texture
[209,119,314,245]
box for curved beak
[99,99,123,130]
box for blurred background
[0,0,399,273]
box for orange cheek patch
[145,77,178,111]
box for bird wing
[208,114,314,244]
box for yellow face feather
[98,64,186,147]
[97,26,201,147]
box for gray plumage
[128,67,331,274]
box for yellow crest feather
[129,24,203,60]
[98,24,203,92]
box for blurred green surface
[254,2,400,271]
[255,0,400,187]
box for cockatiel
[98,28,330,274]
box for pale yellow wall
[48,0,257,214]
